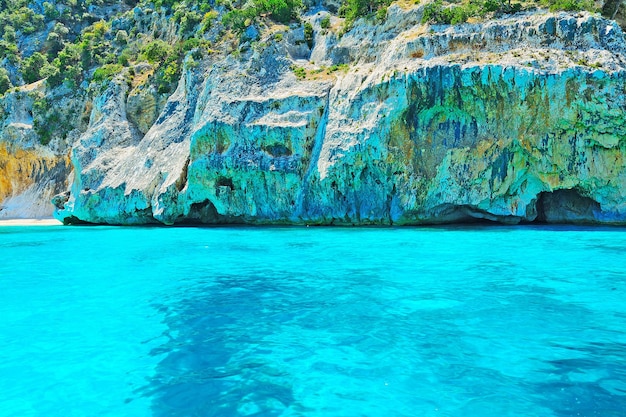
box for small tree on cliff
[339,0,391,26]
[22,52,48,84]
[0,68,12,95]
[254,0,303,23]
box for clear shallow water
[1,225,625,417]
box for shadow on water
[474,281,626,416]
[138,274,303,417]
[137,262,626,417]
[137,270,439,416]
[536,341,626,417]
[137,267,433,416]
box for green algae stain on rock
[190,125,232,158]
[45,10,626,226]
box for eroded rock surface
[0,83,72,219]
[4,7,626,225]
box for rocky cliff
[3,5,626,225]
[0,81,74,219]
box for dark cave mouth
[430,189,603,226]
[57,189,605,226]
[532,189,601,224]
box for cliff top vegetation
[0,0,616,99]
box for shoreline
[0,218,62,226]
[0,218,623,229]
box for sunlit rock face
[47,9,626,225]
[0,84,71,219]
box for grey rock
[244,24,260,42]
[3,8,626,225]
[52,11,626,225]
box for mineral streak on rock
[0,82,72,219]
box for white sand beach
[0,218,62,226]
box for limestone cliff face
[12,8,626,224]
[0,83,72,219]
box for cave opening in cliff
[430,204,506,225]
[216,177,235,191]
[179,199,220,224]
[62,215,94,225]
[533,189,600,224]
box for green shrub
[141,39,172,64]
[176,10,202,36]
[200,10,219,33]
[0,40,18,62]
[304,21,313,48]
[198,0,212,12]
[10,6,44,35]
[291,65,306,79]
[222,7,257,32]
[3,25,16,43]
[223,0,303,30]
[91,20,109,38]
[376,6,388,20]
[339,0,391,28]
[41,63,61,86]
[115,30,128,45]
[92,63,122,83]
[481,0,498,12]
[182,37,201,52]
[43,23,69,58]
[22,52,48,83]
[447,5,472,24]
[49,43,83,88]
[153,0,178,9]
[0,67,12,95]
[31,97,55,145]
[253,0,303,24]
[421,0,479,24]
[34,111,62,145]
[480,0,522,14]
[320,15,331,29]
[118,48,133,66]
[43,1,59,19]
[327,63,349,73]
[541,0,595,11]
[78,21,112,68]
[156,59,179,93]
[422,0,446,23]
[32,97,48,116]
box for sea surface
[1,225,625,417]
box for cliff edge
[2,4,626,225]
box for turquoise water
[1,225,625,417]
